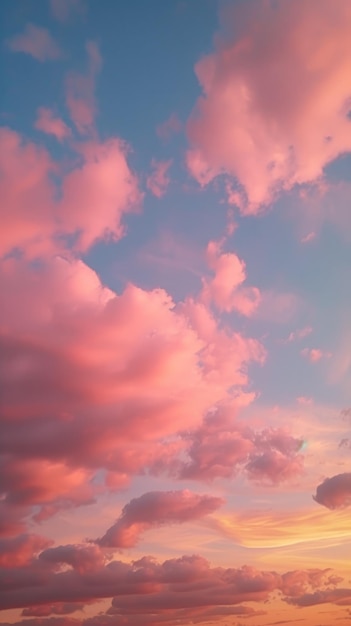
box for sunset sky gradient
[1,1,351,625]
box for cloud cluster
[97,490,224,547]
[0,546,341,614]
[160,408,304,485]
[186,0,351,212]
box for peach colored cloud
[7,24,62,61]
[97,490,224,547]
[0,127,141,256]
[65,41,102,134]
[186,0,351,212]
[201,239,261,315]
[146,159,172,198]
[35,108,71,142]
[313,473,351,509]
[214,506,351,549]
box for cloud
[0,127,141,256]
[65,41,102,134]
[155,407,304,484]
[156,113,182,140]
[201,239,261,315]
[146,159,172,198]
[0,534,52,567]
[50,0,85,22]
[22,603,85,617]
[301,348,332,362]
[301,231,317,244]
[7,24,62,61]
[214,506,351,549]
[186,0,351,212]
[0,549,334,612]
[287,587,351,607]
[97,490,223,547]
[285,326,313,343]
[39,544,105,574]
[35,108,71,142]
[313,473,351,509]
[0,255,263,523]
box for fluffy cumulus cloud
[0,251,267,528]
[0,127,141,256]
[7,24,62,61]
[0,547,341,614]
[313,473,351,509]
[186,0,351,212]
[165,409,304,484]
[201,239,261,315]
[97,490,224,547]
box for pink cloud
[156,113,182,140]
[0,127,141,256]
[146,159,172,198]
[97,490,224,547]
[0,549,334,612]
[0,254,263,523]
[155,408,304,485]
[288,587,351,607]
[65,41,102,134]
[35,108,71,142]
[313,473,351,509]
[0,534,52,568]
[201,239,261,315]
[297,396,313,406]
[50,0,85,22]
[286,326,313,343]
[186,0,351,212]
[255,290,300,324]
[39,544,105,574]
[22,603,85,617]
[301,348,331,362]
[7,24,62,61]
[301,231,317,244]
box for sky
[1,0,351,625]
